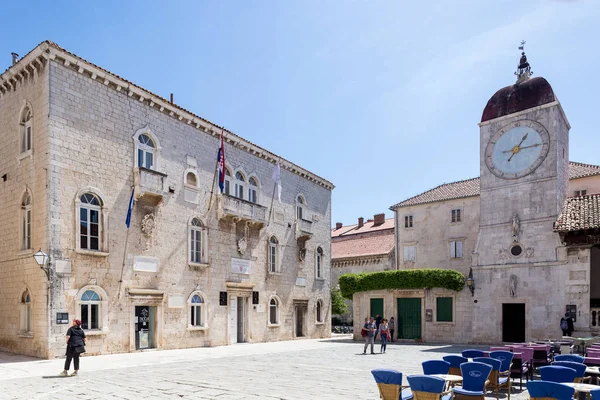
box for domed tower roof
[481,42,555,123]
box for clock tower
[472,45,571,342]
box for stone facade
[0,41,333,358]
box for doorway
[229,296,246,344]
[502,303,526,342]
[295,306,306,337]
[134,305,155,350]
[370,298,384,320]
[397,298,421,339]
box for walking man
[363,317,376,354]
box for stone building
[331,214,395,323]
[0,41,333,359]
[352,49,600,344]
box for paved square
[0,337,532,399]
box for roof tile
[555,194,600,232]
[332,234,395,259]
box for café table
[562,382,599,400]
[431,374,463,390]
[585,366,600,385]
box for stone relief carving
[499,248,509,260]
[525,247,534,258]
[298,247,306,262]
[141,214,156,236]
[509,275,518,297]
[237,237,247,255]
[511,214,520,243]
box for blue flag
[125,187,135,228]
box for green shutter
[436,297,453,322]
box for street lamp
[465,267,475,297]
[33,249,50,279]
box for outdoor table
[562,382,599,399]
[585,366,600,385]
[431,374,463,390]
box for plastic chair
[532,348,551,370]
[462,349,485,359]
[489,351,514,373]
[552,361,590,383]
[489,346,506,352]
[407,375,452,400]
[591,388,600,400]
[539,366,578,383]
[554,354,585,363]
[371,369,414,400]
[527,381,575,400]
[422,360,450,375]
[452,362,492,400]
[509,353,530,391]
[473,357,511,400]
[443,355,468,377]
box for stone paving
[0,336,533,400]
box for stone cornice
[1,41,334,191]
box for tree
[331,286,348,315]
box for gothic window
[188,292,207,328]
[20,106,32,153]
[269,236,279,273]
[21,192,32,250]
[19,290,32,334]
[316,299,324,323]
[235,171,246,200]
[315,247,324,279]
[248,177,259,203]
[269,297,280,325]
[224,168,232,195]
[137,133,156,169]
[296,195,305,220]
[79,193,102,251]
[186,172,198,187]
[189,218,208,264]
[80,289,101,330]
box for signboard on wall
[56,312,69,324]
[231,258,251,274]
[133,256,159,273]
[168,294,185,308]
[566,304,577,322]
[425,309,433,322]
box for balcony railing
[134,167,167,204]
[296,218,313,241]
[220,194,267,227]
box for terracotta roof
[332,233,395,259]
[391,162,600,209]
[555,195,600,232]
[331,218,394,237]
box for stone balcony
[218,194,267,228]
[133,167,167,206]
[295,218,313,241]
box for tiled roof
[391,162,600,209]
[331,218,394,238]
[555,194,600,232]
[332,233,395,259]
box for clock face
[485,120,550,179]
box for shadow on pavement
[0,351,41,364]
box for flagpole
[208,130,225,212]
[207,158,219,212]
[118,186,135,300]
[267,180,277,226]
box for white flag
[272,162,282,203]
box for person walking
[374,314,382,341]
[60,319,86,376]
[389,317,395,342]
[379,319,390,353]
[363,317,376,355]
[560,313,574,337]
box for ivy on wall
[338,269,465,299]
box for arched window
[296,195,305,220]
[224,168,232,195]
[79,193,102,251]
[21,192,32,250]
[137,133,156,169]
[20,106,32,153]
[269,236,279,273]
[269,297,280,325]
[186,172,198,187]
[19,289,32,334]
[235,171,246,199]
[80,289,101,330]
[189,218,208,264]
[316,299,324,323]
[248,177,258,203]
[316,247,324,279]
[189,292,207,328]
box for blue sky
[2,1,599,226]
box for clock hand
[507,132,529,162]
[502,143,541,153]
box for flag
[272,162,281,203]
[217,134,226,193]
[125,187,135,228]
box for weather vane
[515,40,532,83]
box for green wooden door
[370,298,384,319]
[397,298,422,339]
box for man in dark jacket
[374,314,383,341]
[560,313,574,337]
[60,319,86,376]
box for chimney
[335,222,342,230]
[358,217,364,228]
[11,53,19,66]
[170,93,174,103]
[373,213,385,226]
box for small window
[190,294,205,327]
[20,106,32,153]
[296,195,305,220]
[316,299,324,323]
[316,247,324,279]
[269,297,279,324]
[248,177,258,203]
[79,193,102,251]
[450,241,463,258]
[451,209,462,223]
[574,189,587,197]
[436,297,453,322]
[21,192,32,250]
[80,289,101,330]
[137,134,155,169]
[404,215,413,228]
[269,236,279,273]
[186,172,198,187]
[403,245,416,262]
[224,169,232,195]
[20,290,32,334]
[235,171,245,199]
[189,218,208,264]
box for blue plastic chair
[452,362,492,400]
[527,381,575,400]
[443,355,468,376]
[473,357,511,400]
[591,388,600,400]
[422,360,451,375]
[371,369,414,400]
[539,365,578,383]
[552,361,590,383]
[407,375,452,400]
[462,349,485,359]
[554,354,585,363]
[489,350,514,373]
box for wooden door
[397,298,422,339]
